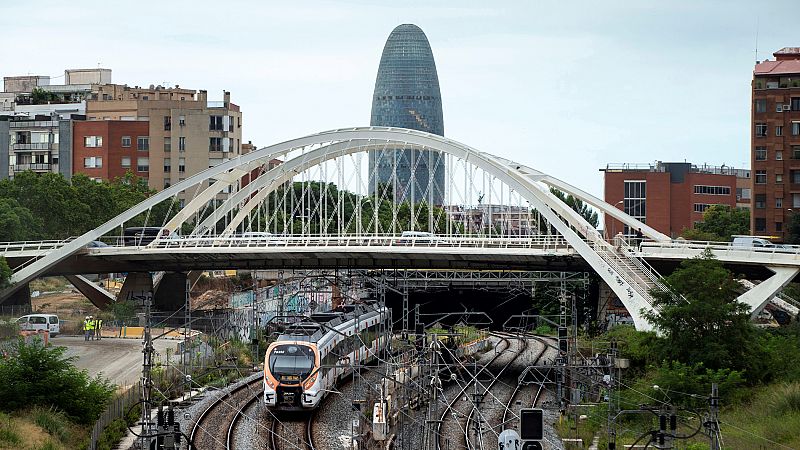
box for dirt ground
[31,289,102,335]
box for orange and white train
[263,303,390,410]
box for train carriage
[264,303,390,410]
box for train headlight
[302,372,318,390]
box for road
[55,336,179,387]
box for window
[793,97,800,111]
[736,188,752,201]
[777,222,783,232]
[121,157,131,168]
[793,170,800,184]
[755,218,766,232]
[777,126,783,137]
[209,137,223,152]
[794,193,800,208]
[793,122,800,136]
[777,174,783,183]
[178,158,185,173]
[755,170,767,184]
[84,136,102,147]
[777,150,783,160]
[693,185,731,195]
[237,116,241,128]
[755,99,767,113]
[179,137,186,152]
[755,147,767,161]
[164,158,171,172]
[756,123,768,137]
[623,180,646,224]
[163,116,171,131]
[83,156,102,168]
[121,136,131,147]
[164,178,171,189]
[164,137,171,152]
[137,136,149,151]
[179,115,186,126]
[694,203,713,213]
[228,116,234,132]
[137,157,149,172]
[776,197,783,208]
[755,194,766,209]
[209,115,224,131]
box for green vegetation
[0,340,115,425]
[561,251,800,448]
[786,213,800,244]
[0,257,11,290]
[681,204,749,241]
[0,171,175,241]
[94,403,139,450]
[550,187,599,228]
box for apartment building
[0,113,85,180]
[751,47,800,238]
[85,87,242,191]
[602,162,748,238]
[2,68,244,192]
[72,120,150,182]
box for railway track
[435,332,520,450]
[463,332,531,450]
[500,336,554,432]
[189,377,264,450]
[268,411,316,450]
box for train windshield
[268,344,316,377]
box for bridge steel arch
[3,127,667,329]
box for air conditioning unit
[783,104,791,111]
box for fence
[0,304,31,318]
[88,382,141,450]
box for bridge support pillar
[739,266,800,317]
[118,272,154,303]
[153,272,188,311]
[0,283,30,309]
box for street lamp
[611,200,624,240]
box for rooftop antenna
[754,16,760,63]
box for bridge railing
[640,240,800,258]
[138,234,574,250]
[0,238,75,253]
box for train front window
[268,344,315,378]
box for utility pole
[606,340,618,450]
[706,383,721,450]
[140,291,155,450]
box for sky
[0,0,795,197]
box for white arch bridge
[1,127,797,330]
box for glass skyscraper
[369,24,445,205]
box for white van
[14,314,60,336]
[731,235,776,248]
[397,231,437,245]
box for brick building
[751,47,800,238]
[72,121,149,181]
[602,162,747,239]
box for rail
[146,234,573,251]
[641,239,800,257]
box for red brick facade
[73,121,150,181]
[751,47,800,239]
[603,163,738,239]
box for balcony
[14,163,52,172]
[12,142,53,151]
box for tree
[549,187,599,228]
[684,204,749,241]
[0,257,11,289]
[786,213,800,244]
[0,198,40,241]
[644,249,755,371]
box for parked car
[396,231,438,245]
[122,227,179,246]
[731,235,778,248]
[14,314,60,336]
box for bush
[32,406,71,443]
[0,340,115,424]
[650,361,746,408]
